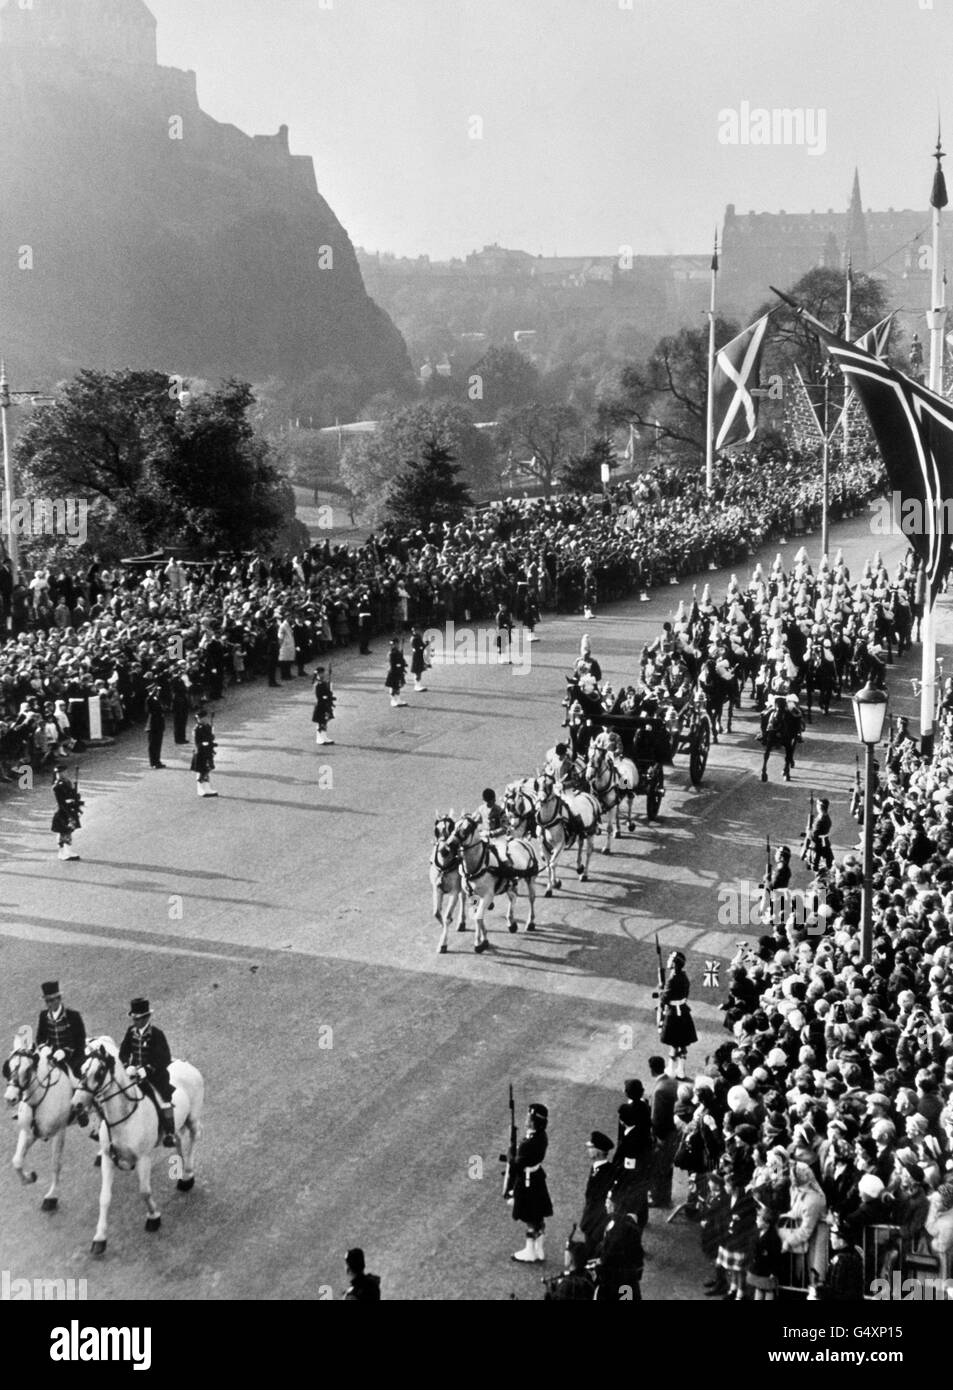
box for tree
[385,441,473,532]
[598,317,741,456]
[15,369,290,559]
[559,435,616,493]
[754,267,891,385]
[496,401,581,494]
[469,345,541,421]
[339,400,495,519]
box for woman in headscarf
[778,1161,829,1290]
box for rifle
[799,791,815,865]
[653,933,666,1029]
[501,1083,517,1198]
[759,834,772,923]
[849,756,862,824]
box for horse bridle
[74,1049,143,1133]
[3,1048,56,1108]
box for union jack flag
[853,314,894,361]
[711,315,770,451]
[703,961,721,989]
[774,287,953,606]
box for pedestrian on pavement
[357,594,373,655]
[385,639,408,708]
[146,682,166,769]
[311,667,335,746]
[277,613,296,681]
[191,708,218,798]
[342,1248,381,1301]
[171,666,191,745]
[496,603,514,665]
[648,1056,678,1208]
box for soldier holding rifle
[502,1092,553,1264]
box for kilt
[190,748,215,774]
[51,809,79,835]
[512,1167,553,1227]
[385,669,405,693]
[716,1247,747,1272]
[660,1002,697,1048]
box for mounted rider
[118,998,176,1146]
[35,980,86,1081]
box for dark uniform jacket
[510,1130,554,1227]
[344,1273,381,1301]
[650,1074,678,1140]
[580,1159,615,1254]
[119,1024,173,1103]
[595,1213,644,1300]
[36,1007,86,1074]
[51,777,83,835]
[311,679,335,724]
[191,723,216,775]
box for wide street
[0,512,944,1301]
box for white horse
[70,1036,204,1256]
[3,1026,75,1210]
[431,811,466,954]
[530,773,602,893]
[586,743,638,851]
[449,812,540,949]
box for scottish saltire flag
[711,315,770,450]
[853,314,894,360]
[812,324,953,604]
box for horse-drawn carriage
[588,688,713,822]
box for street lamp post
[852,681,889,964]
[820,359,836,562]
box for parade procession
[4,0,953,1361]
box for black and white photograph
[1,0,953,1353]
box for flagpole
[842,251,852,463]
[923,126,947,761]
[705,229,718,495]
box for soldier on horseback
[118,999,176,1147]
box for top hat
[41,981,61,998]
[128,997,151,1018]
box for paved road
[0,514,944,1300]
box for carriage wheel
[689,714,711,786]
[646,764,664,821]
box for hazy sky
[146,0,953,259]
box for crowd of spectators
[668,710,953,1298]
[0,445,881,781]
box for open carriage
[590,689,712,821]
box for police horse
[760,699,805,783]
[70,1037,204,1255]
[530,773,602,893]
[431,812,466,954]
[3,1026,75,1211]
[447,812,540,950]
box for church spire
[845,167,869,273]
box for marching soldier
[509,1102,554,1264]
[191,708,218,798]
[118,998,176,1146]
[657,950,697,1079]
[311,667,336,746]
[51,765,83,861]
[35,981,86,1080]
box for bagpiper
[311,667,336,746]
[51,765,83,861]
[657,950,697,1079]
[191,708,218,798]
